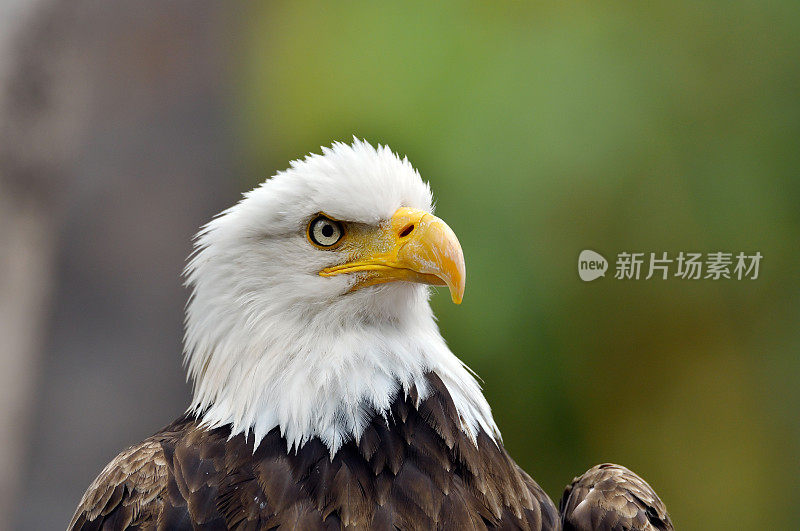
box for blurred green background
[236,2,800,528]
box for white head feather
[183,139,499,453]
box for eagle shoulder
[68,438,168,530]
[559,463,673,531]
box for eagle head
[183,139,496,453]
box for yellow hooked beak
[320,207,466,304]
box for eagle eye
[308,215,344,248]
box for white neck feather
[184,281,499,454]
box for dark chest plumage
[70,373,558,530]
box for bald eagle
[70,140,672,530]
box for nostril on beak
[399,224,414,238]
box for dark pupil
[321,224,334,238]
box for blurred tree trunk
[0,1,68,524]
[0,2,239,529]
[0,188,55,529]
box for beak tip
[448,280,465,305]
[448,253,466,305]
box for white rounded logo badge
[578,250,608,281]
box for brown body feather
[559,464,673,531]
[70,373,559,530]
[71,375,673,530]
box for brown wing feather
[68,439,168,530]
[559,463,673,531]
